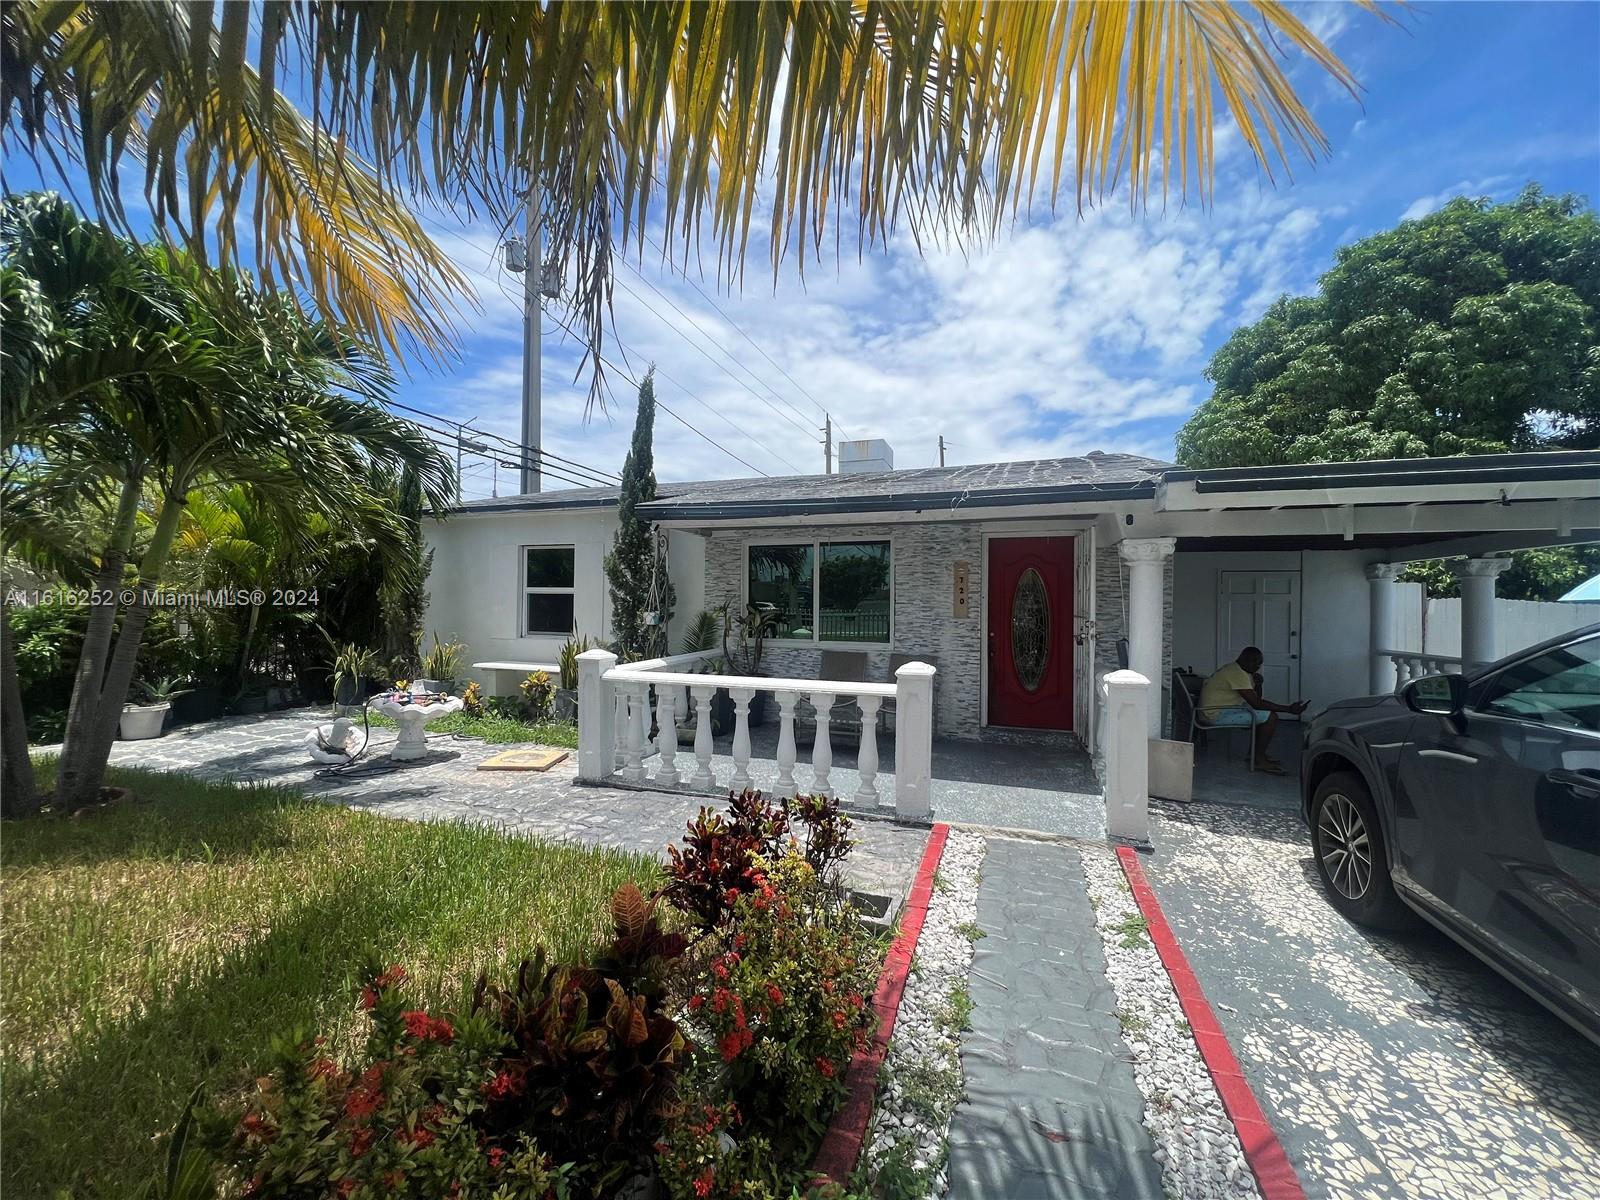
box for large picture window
[746,540,891,644]
[523,546,575,635]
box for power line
[543,309,772,477]
[616,263,817,441]
[383,397,620,486]
[638,229,848,440]
[609,277,807,473]
[409,417,610,492]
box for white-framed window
[745,539,892,645]
[522,545,576,635]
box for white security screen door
[1216,571,1301,709]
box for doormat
[477,748,569,772]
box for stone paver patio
[92,710,927,902]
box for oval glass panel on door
[988,538,1074,729]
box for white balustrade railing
[1380,650,1465,692]
[575,647,935,821]
[1098,669,1151,844]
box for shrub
[472,884,690,1190]
[661,791,855,932]
[684,853,877,1144]
[519,671,554,722]
[461,680,485,717]
[655,1100,782,1200]
[218,963,576,1200]
[556,636,594,692]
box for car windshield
[1479,634,1600,733]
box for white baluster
[622,683,647,782]
[729,687,755,792]
[853,695,882,808]
[690,685,716,789]
[655,686,679,786]
[613,688,630,770]
[810,690,835,798]
[775,691,799,798]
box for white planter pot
[119,702,171,740]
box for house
[423,446,1600,759]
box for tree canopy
[1175,185,1600,468]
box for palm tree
[3,1,1387,407]
[5,194,455,807]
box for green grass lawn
[364,708,579,746]
[1,761,657,1199]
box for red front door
[987,537,1074,730]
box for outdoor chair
[796,650,878,745]
[881,652,938,733]
[1171,668,1255,772]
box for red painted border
[811,822,951,1183]
[1117,847,1308,1200]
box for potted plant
[554,634,593,722]
[331,644,382,713]
[120,677,192,740]
[720,602,780,727]
[416,632,465,694]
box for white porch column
[1118,538,1176,738]
[1365,563,1402,695]
[576,649,617,782]
[1452,556,1511,670]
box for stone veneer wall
[702,523,984,739]
[1093,546,1175,737]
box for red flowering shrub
[654,1100,782,1200]
[661,791,855,931]
[683,853,878,1142]
[219,962,575,1199]
[473,884,690,1185]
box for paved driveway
[1144,798,1600,1200]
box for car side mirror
[1403,673,1467,718]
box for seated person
[1199,646,1308,773]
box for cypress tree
[606,368,672,660]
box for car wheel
[1310,771,1416,930]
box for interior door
[987,537,1074,730]
[1216,571,1301,705]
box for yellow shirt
[1199,662,1254,717]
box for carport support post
[1102,669,1151,843]
[1452,556,1511,670]
[576,648,618,782]
[1365,562,1402,694]
[1118,538,1175,738]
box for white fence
[1392,585,1600,662]
[575,648,935,820]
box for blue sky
[9,3,1599,497]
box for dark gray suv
[1301,624,1600,1044]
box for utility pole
[938,435,947,467]
[516,182,543,495]
[822,414,833,475]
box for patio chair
[881,652,937,732]
[1171,668,1255,772]
[796,650,878,744]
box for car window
[1478,634,1600,733]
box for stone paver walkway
[947,837,1164,1200]
[1143,798,1600,1200]
[90,710,927,902]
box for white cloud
[1399,174,1513,222]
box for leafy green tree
[606,369,671,661]
[1177,186,1599,467]
[1175,185,1600,600]
[2,192,453,809]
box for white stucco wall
[422,508,707,693]
[1170,548,1372,717]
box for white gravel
[861,828,987,1197]
[1080,847,1263,1200]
